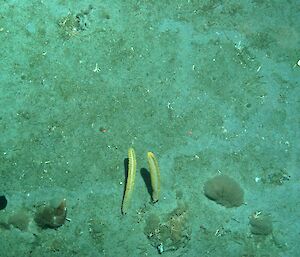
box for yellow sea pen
[147,151,160,203]
[122,147,137,215]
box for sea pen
[147,151,160,203]
[122,147,137,214]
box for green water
[0,1,299,256]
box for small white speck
[256,66,261,72]
[255,177,261,183]
[157,243,164,254]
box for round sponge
[204,174,244,208]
